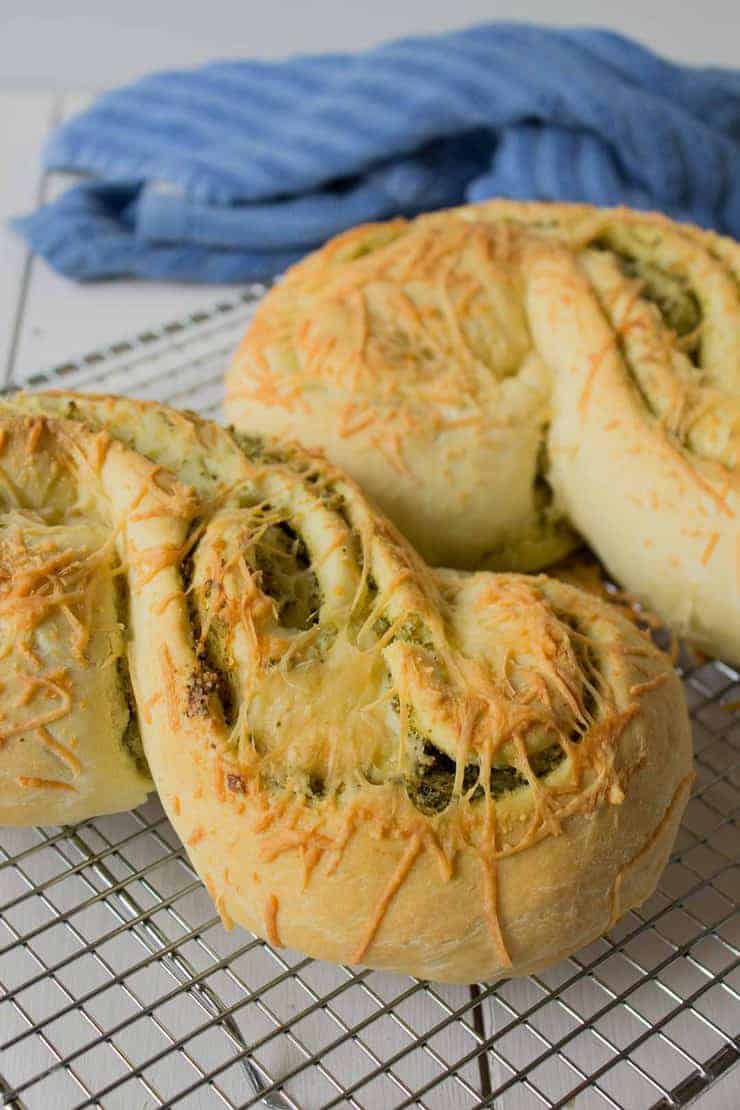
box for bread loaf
[4,392,693,982]
[225,202,739,661]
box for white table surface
[0,11,737,1106]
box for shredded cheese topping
[1,391,685,965]
[229,202,739,590]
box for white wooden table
[1,86,737,1110]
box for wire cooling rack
[0,289,738,1110]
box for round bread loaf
[225,203,740,662]
[225,214,578,572]
[9,392,693,982]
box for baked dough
[225,202,740,662]
[462,202,740,663]
[0,407,155,824]
[8,392,692,982]
[225,215,578,572]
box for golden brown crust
[518,231,739,662]
[225,201,739,661]
[225,216,577,572]
[0,411,157,824]
[6,391,693,982]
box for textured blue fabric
[12,23,740,283]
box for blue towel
[13,23,740,283]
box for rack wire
[0,288,738,1109]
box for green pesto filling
[600,246,702,353]
[253,520,320,632]
[181,548,238,727]
[407,741,566,815]
[114,580,148,776]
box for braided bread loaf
[3,392,691,982]
[225,202,739,662]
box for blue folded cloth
[13,23,740,283]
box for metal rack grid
[0,289,738,1110]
